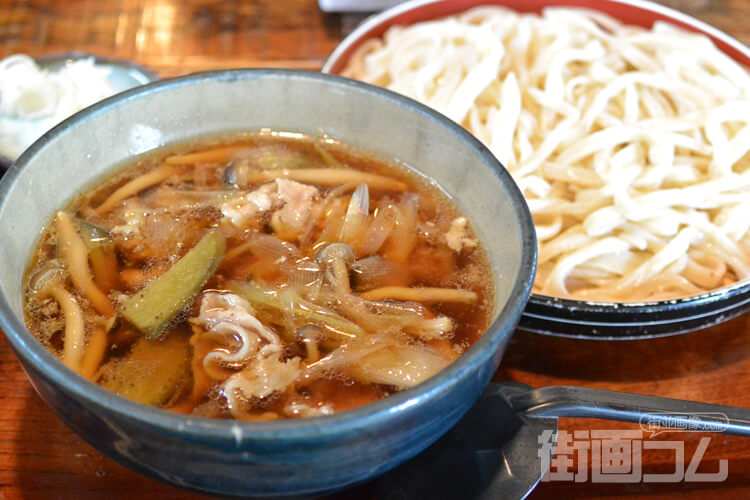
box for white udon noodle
[341,6,750,302]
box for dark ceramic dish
[0,69,536,497]
[322,0,750,340]
[523,284,750,339]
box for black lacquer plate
[520,282,750,340]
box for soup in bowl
[24,130,496,420]
[0,70,535,497]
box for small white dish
[0,52,158,170]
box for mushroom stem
[361,286,478,304]
[56,212,114,316]
[45,285,85,373]
[315,242,356,296]
[331,259,351,295]
[94,165,178,215]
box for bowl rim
[321,0,750,337]
[323,0,750,75]
[0,68,537,442]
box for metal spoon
[375,382,750,500]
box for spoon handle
[508,385,750,436]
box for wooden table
[1,0,749,498]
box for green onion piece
[227,280,364,343]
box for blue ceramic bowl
[0,69,536,497]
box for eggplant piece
[121,229,226,339]
[99,333,190,406]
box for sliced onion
[340,183,370,244]
[383,193,419,264]
[359,204,396,255]
[249,232,299,260]
[225,231,297,263]
[302,334,391,379]
[287,258,323,299]
[334,294,425,332]
[403,317,455,340]
[348,342,449,389]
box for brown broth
[23,132,494,420]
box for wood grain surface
[0,0,749,499]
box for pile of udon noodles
[342,7,750,302]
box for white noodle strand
[343,6,750,301]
